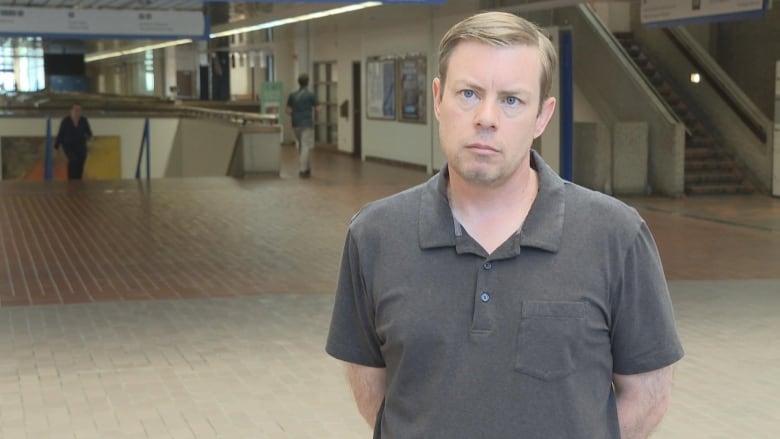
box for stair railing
[665,27,772,147]
[577,3,682,127]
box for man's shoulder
[563,182,644,231]
[348,182,429,232]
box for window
[144,50,154,93]
[0,38,45,93]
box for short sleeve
[326,230,385,367]
[610,221,684,374]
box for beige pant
[294,127,314,172]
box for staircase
[614,33,753,195]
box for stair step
[685,159,737,171]
[685,172,743,184]
[667,95,682,106]
[684,147,717,159]
[657,84,673,97]
[689,136,715,148]
[627,46,641,57]
[685,183,754,195]
[672,100,687,112]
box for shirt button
[480,292,490,302]
[483,262,492,270]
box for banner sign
[0,7,208,39]
[641,0,768,27]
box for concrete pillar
[573,122,611,193]
[613,122,649,195]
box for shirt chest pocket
[514,300,586,381]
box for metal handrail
[576,4,682,126]
[665,27,771,145]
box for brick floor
[0,145,778,438]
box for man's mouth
[467,143,499,153]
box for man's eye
[462,90,475,98]
[505,96,520,105]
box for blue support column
[559,29,574,182]
[44,117,53,181]
[145,118,151,182]
[135,118,150,180]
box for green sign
[260,81,284,120]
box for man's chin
[454,166,504,187]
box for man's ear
[432,77,442,121]
[533,97,556,138]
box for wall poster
[397,56,427,123]
[366,58,396,120]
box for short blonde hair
[438,11,557,106]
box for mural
[1,136,121,180]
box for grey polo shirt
[326,150,684,439]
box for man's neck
[447,163,538,254]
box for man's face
[70,105,82,120]
[433,40,555,187]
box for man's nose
[473,99,499,129]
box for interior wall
[177,119,240,176]
[359,6,434,168]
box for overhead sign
[0,7,208,39]
[641,0,768,27]
[218,0,445,3]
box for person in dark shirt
[55,103,93,180]
[286,74,320,178]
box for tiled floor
[0,146,778,438]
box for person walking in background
[286,73,320,178]
[55,103,93,180]
[326,11,683,439]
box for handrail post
[135,118,150,180]
[145,118,150,182]
[44,117,53,181]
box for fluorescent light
[209,2,382,39]
[86,39,192,62]
[85,2,382,63]
[690,72,701,83]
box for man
[54,103,93,180]
[326,11,684,439]
[286,73,320,178]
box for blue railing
[44,117,54,181]
[134,118,151,181]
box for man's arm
[54,118,65,149]
[83,118,93,141]
[613,365,675,439]
[345,362,386,429]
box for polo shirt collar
[418,150,564,254]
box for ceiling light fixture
[85,1,382,63]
